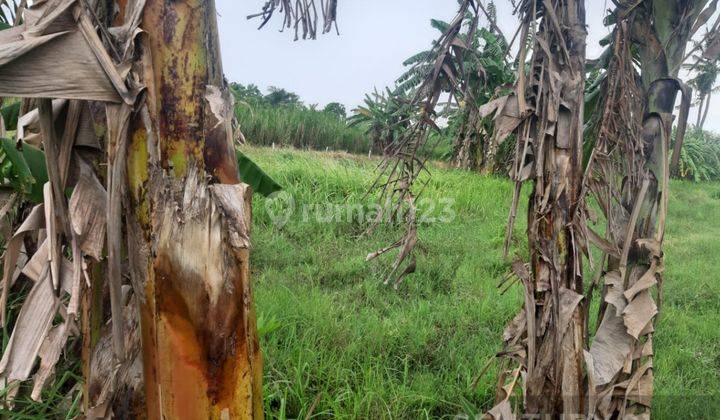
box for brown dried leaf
[106,103,133,360]
[625,362,653,408]
[0,272,66,382]
[477,95,508,119]
[584,350,598,415]
[624,266,658,302]
[603,270,626,316]
[21,240,74,293]
[558,287,583,338]
[42,183,61,290]
[493,95,522,145]
[622,291,657,339]
[16,99,67,145]
[503,310,526,343]
[0,204,44,325]
[590,309,633,386]
[26,0,77,36]
[0,30,121,102]
[586,226,620,259]
[485,399,515,420]
[31,320,72,401]
[69,162,107,260]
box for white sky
[216,1,720,132]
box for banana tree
[0,0,280,417]
[578,2,713,417]
[485,0,588,416]
[490,0,713,416]
[347,88,410,155]
[395,15,514,173]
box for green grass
[243,146,720,419]
[3,146,719,418]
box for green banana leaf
[1,101,20,131]
[0,138,48,203]
[236,149,282,197]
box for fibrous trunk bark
[127,0,263,418]
[491,0,587,416]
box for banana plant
[347,88,411,155]
[397,11,514,172]
[0,2,280,418]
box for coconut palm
[687,56,719,130]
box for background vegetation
[232,83,373,154]
[674,128,720,181]
[230,81,720,182]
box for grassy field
[244,146,720,419]
[3,146,718,418]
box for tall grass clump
[232,83,372,154]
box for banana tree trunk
[586,3,703,417]
[126,0,263,418]
[491,1,587,416]
[480,133,497,175]
[525,4,586,413]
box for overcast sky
[216,1,720,132]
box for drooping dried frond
[365,0,479,286]
[248,0,338,40]
[394,6,514,173]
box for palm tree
[265,86,302,107]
